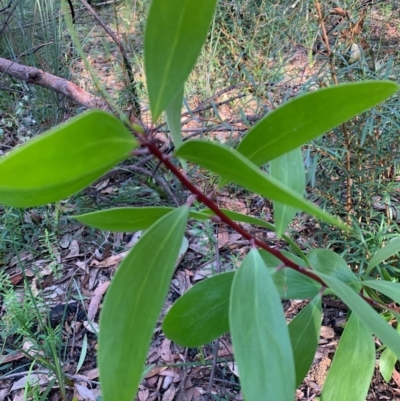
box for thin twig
[141,135,397,313]
[78,0,141,118]
[315,0,353,221]
[91,164,180,207]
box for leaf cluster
[1,1,400,401]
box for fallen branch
[0,57,108,109]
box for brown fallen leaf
[329,7,348,17]
[217,230,230,248]
[65,240,80,259]
[91,251,128,268]
[392,369,400,387]
[145,366,168,379]
[74,383,96,401]
[138,388,149,401]
[161,385,176,401]
[160,339,173,362]
[0,351,25,364]
[88,281,110,320]
[11,373,51,392]
[80,368,99,380]
[320,325,335,339]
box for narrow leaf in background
[236,82,399,166]
[365,237,400,275]
[317,272,400,360]
[230,249,295,401]
[322,313,375,401]
[288,294,322,387]
[145,0,217,121]
[176,140,348,229]
[0,110,136,207]
[270,148,305,237]
[99,206,189,401]
[163,272,234,346]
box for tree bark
[0,57,108,109]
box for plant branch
[142,137,326,286]
[142,135,398,314]
[0,57,108,109]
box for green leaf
[176,140,348,230]
[166,85,187,170]
[0,110,136,207]
[236,82,399,166]
[379,324,400,383]
[362,280,400,305]
[380,345,398,382]
[166,85,184,148]
[99,206,189,401]
[230,249,295,401]
[365,237,400,275]
[163,272,234,347]
[288,294,322,387]
[317,272,400,360]
[72,207,175,232]
[322,313,375,401]
[307,249,360,289]
[145,0,217,121]
[260,250,321,299]
[270,148,305,237]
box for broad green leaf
[362,280,400,305]
[72,207,175,232]
[270,148,305,237]
[163,272,234,346]
[260,249,321,299]
[230,249,295,401]
[317,272,400,360]
[145,0,217,121]
[322,313,375,401]
[380,345,398,382]
[99,206,189,401]
[366,237,400,275]
[0,110,136,207]
[73,206,281,236]
[236,82,399,166]
[288,294,322,387]
[176,140,348,230]
[164,251,319,348]
[307,249,360,290]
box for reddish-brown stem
[143,137,326,287]
[141,135,398,314]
